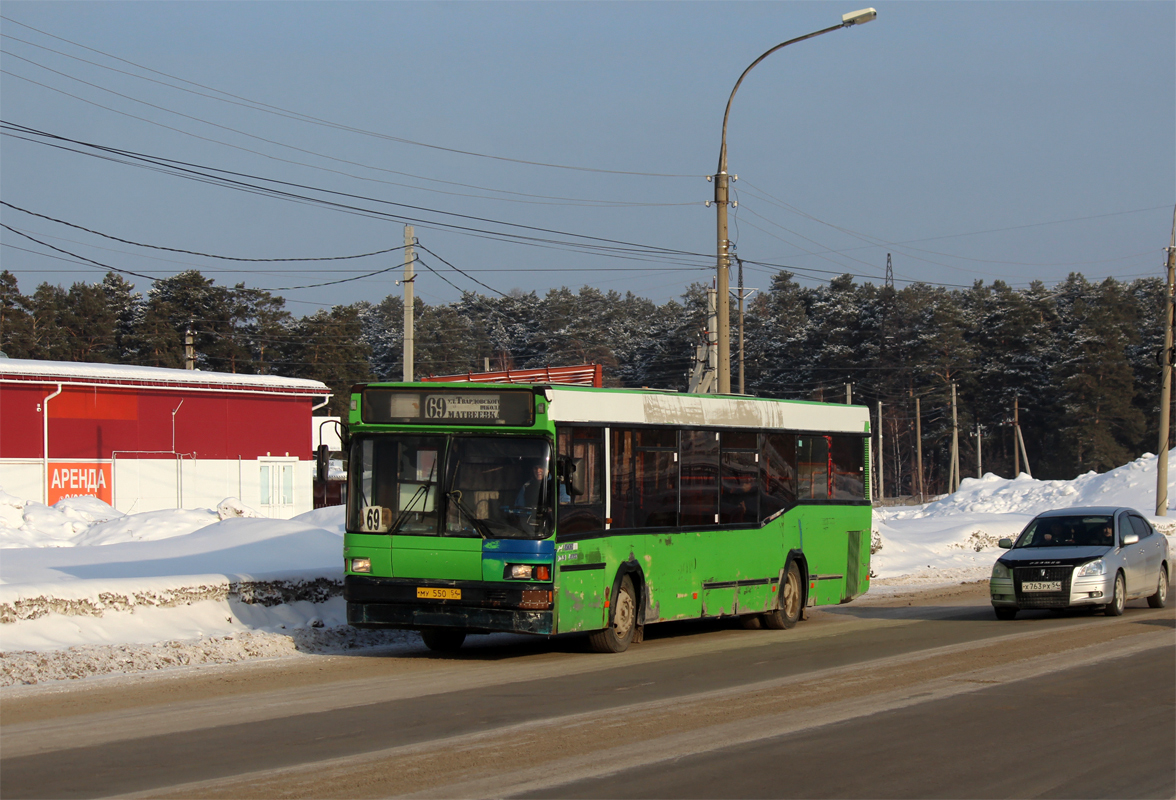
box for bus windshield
[349,434,553,539]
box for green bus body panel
[390,535,483,581]
[555,567,606,632]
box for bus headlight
[1076,559,1105,577]
[350,557,372,573]
[991,561,1011,580]
[505,564,552,581]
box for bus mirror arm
[316,444,330,483]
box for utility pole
[877,401,884,503]
[184,325,195,370]
[976,423,982,478]
[950,383,959,493]
[915,393,924,502]
[1013,398,1033,479]
[1157,206,1176,515]
[1013,397,1020,476]
[845,383,852,404]
[402,225,415,382]
[737,256,745,394]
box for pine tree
[0,270,34,358]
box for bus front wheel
[761,562,802,630]
[589,575,637,653]
[421,628,467,652]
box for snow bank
[3,452,1175,685]
[871,452,1176,589]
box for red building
[0,359,330,517]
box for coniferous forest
[2,268,1169,495]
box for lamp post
[714,8,876,393]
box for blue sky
[1,1,1173,313]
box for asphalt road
[1,586,1172,799]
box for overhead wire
[1,15,702,179]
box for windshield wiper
[446,491,491,539]
[389,482,432,534]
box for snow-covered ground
[3,453,1174,685]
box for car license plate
[1022,581,1062,592]
[417,587,460,600]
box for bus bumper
[344,575,554,635]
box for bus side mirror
[316,444,330,483]
[570,457,586,497]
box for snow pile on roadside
[871,452,1176,588]
[887,452,1176,526]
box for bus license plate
[1022,581,1062,592]
[417,587,461,600]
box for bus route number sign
[424,394,500,421]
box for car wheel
[761,561,802,630]
[588,575,637,653]
[994,606,1017,620]
[420,628,466,652]
[1104,572,1125,617]
[1147,568,1168,609]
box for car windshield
[349,434,553,539]
[1013,515,1114,548]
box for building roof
[0,358,329,395]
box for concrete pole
[403,225,415,383]
[846,383,852,404]
[1013,397,1020,476]
[1157,206,1175,515]
[715,173,731,394]
[877,401,884,502]
[976,423,982,478]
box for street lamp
[713,8,876,394]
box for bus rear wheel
[589,575,637,653]
[421,628,466,652]
[761,562,802,630]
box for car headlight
[991,561,1011,580]
[1076,559,1105,577]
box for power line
[1,201,410,262]
[0,18,700,179]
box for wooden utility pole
[184,326,195,370]
[1157,206,1176,515]
[402,225,415,382]
[915,394,924,502]
[950,383,959,493]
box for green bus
[341,382,872,653]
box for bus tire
[420,628,466,652]
[761,561,802,630]
[588,575,637,653]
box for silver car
[990,506,1170,620]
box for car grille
[1013,566,1073,608]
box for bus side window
[681,429,719,526]
[797,435,829,500]
[720,431,758,525]
[830,436,865,500]
[760,433,796,522]
[557,426,605,534]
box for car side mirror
[1121,532,1139,546]
[998,538,1013,549]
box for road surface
[2,583,1172,798]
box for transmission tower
[885,253,894,291]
